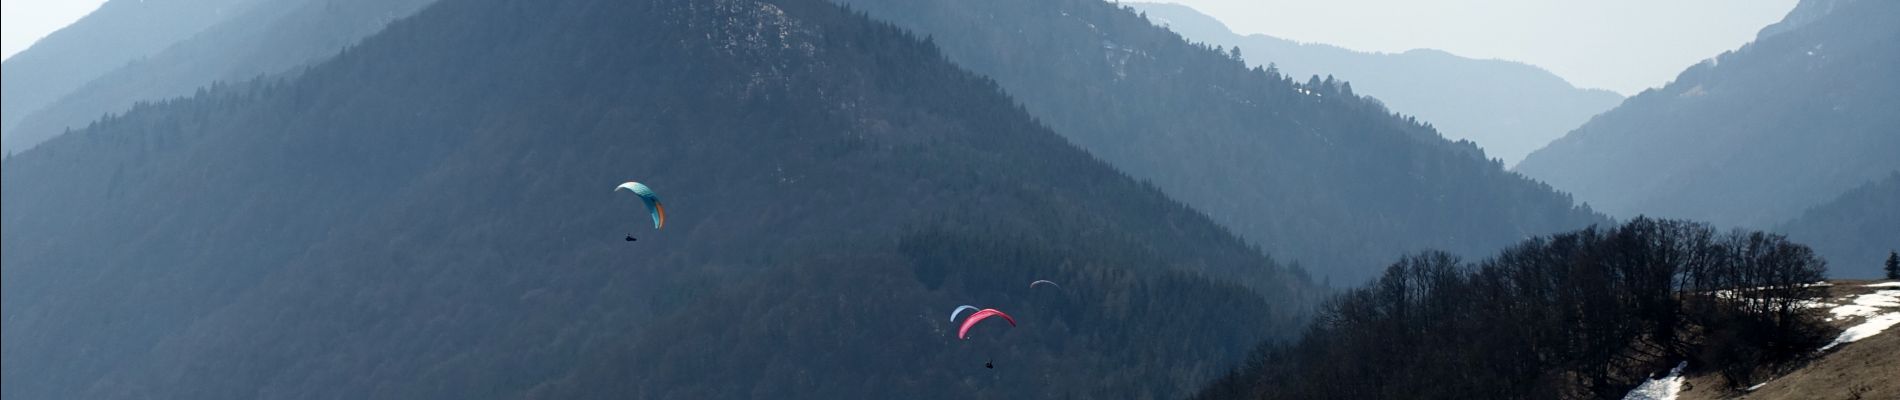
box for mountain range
[1516,0,1899,230]
[837,0,1605,284]
[4,0,268,151]
[1,0,1317,397]
[6,0,1892,397]
[1128,2,1626,167]
[1,0,436,153]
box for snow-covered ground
[1820,289,1899,320]
[1711,281,1833,300]
[1853,289,1900,307]
[1623,361,1688,400]
[1710,283,1900,394]
[1818,289,1900,352]
[1821,312,1900,351]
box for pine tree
[1885,250,1898,280]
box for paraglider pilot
[615,181,665,243]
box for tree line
[1196,217,1835,400]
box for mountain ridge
[1516,0,1900,230]
[2,0,436,152]
[1,0,1314,397]
[2,0,273,151]
[1129,2,1625,167]
[836,0,1606,284]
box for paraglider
[956,308,1016,340]
[950,305,980,322]
[615,181,666,240]
[1030,279,1059,289]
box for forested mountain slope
[3,0,436,152]
[837,0,1605,284]
[1780,172,1900,278]
[1130,2,1624,167]
[2,0,270,150]
[0,0,1317,398]
[1517,0,1900,228]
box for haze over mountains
[1517,0,1899,232]
[1,0,435,152]
[3,0,1610,286]
[2,0,266,149]
[838,0,1604,284]
[2,0,1319,397]
[1781,172,1900,278]
[1130,2,1626,167]
[5,0,1897,398]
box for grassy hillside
[1680,280,1900,399]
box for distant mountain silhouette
[3,0,269,151]
[2,0,435,152]
[1780,171,1900,278]
[1130,2,1625,167]
[1518,0,1900,229]
[838,0,1606,284]
[1,0,1317,397]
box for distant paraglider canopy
[950,305,980,322]
[1029,279,1059,289]
[957,308,1016,340]
[615,181,667,231]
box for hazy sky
[2,0,107,60]
[1159,0,1799,94]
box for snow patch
[1712,281,1833,299]
[1623,361,1687,400]
[1819,312,1900,352]
[1853,290,1900,307]
[1864,282,1900,288]
[1830,304,1883,320]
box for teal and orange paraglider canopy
[615,181,666,230]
